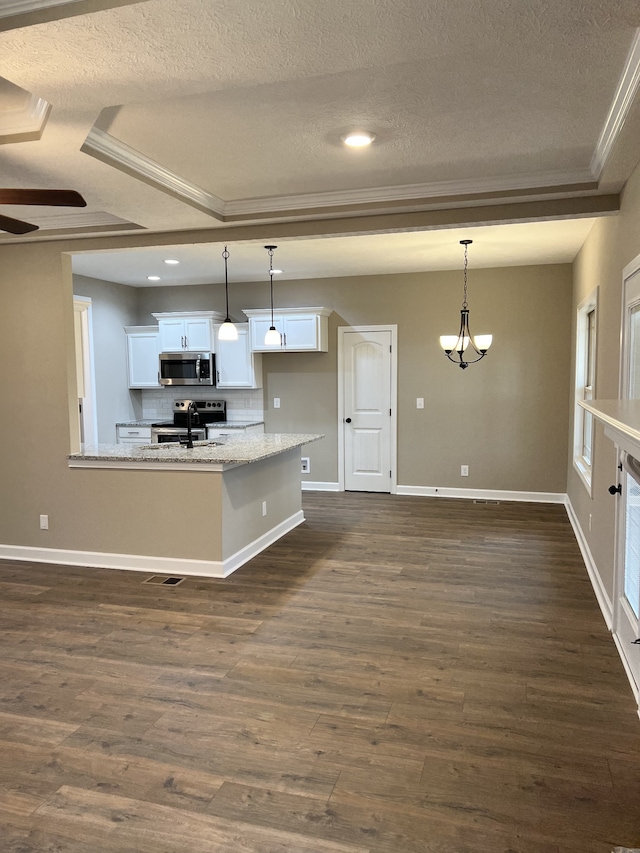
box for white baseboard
[396,485,566,503]
[563,496,613,629]
[0,511,305,580]
[302,481,340,491]
[220,511,305,577]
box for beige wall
[568,159,640,599]
[139,265,573,491]
[0,224,571,565]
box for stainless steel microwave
[159,352,215,386]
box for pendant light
[218,245,238,341]
[264,244,282,346]
[439,239,492,369]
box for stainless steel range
[151,399,226,444]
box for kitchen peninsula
[68,433,322,578]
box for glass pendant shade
[473,334,493,351]
[220,246,238,341]
[218,319,238,341]
[264,244,281,346]
[264,326,282,346]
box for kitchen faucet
[185,401,200,448]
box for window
[573,289,598,494]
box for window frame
[573,288,598,495]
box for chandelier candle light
[439,239,492,369]
[264,244,282,347]
[218,245,238,341]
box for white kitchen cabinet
[153,311,225,352]
[117,425,152,445]
[214,323,262,388]
[124,326,161,388]
[244,307,331,352]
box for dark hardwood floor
[1,492,639,852]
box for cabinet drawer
[117,426,151,442]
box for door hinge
[389,408,392,416]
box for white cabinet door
[246,309,329,352]
[250,317,284,352]
[281,314,319,350]
[216,324,262,388]
[126,328,160,388]
[156,314,218,351]
[158,319,186,351]
[184,317,213,351]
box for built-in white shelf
[580,399,640,454]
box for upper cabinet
[152,311,225,352]
[214,323,262,389]
[244,307,331,352]
[124,326,161,388]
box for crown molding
[591,28,640,179]
[0,93,50,142]
[82,125,599,224]
[224,171,597,218]
[81,127,226,220]
[0,0,82,16]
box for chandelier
[439,239,492,369]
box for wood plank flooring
[0,492,639,852]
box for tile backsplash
[140,388,264,422]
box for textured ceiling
[0,0,639,277]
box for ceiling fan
[0,188,87,234]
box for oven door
[159,353,214,386]
[151,428,206,444]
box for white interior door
[340,327,396,492]
[616,263,640,695]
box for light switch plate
[416,397,424,409]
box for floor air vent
[473,499,501,505]
[143,575,186,586]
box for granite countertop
[69,433,323,468]
[116,419,265,428]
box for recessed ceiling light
[147,275,161,281]
[164,259,180,265]
[271,269,283,275]
[342,131,376,148]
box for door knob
[345,417,352,423]
[609,483,622,495]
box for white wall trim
[396,484,566,503]
[0,0,82,17]
[0,511,305,580]
[81,127,226,220]
[80,124,598,223]
[220,510,305,577]
[302,481,340,491]
[564,496,613,630]
[591,28,640,178]
[612,631,640,717]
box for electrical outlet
[273,397,280,409]
[301,457,310,474]
[460,465,469,477]
[416,397,424,409]
[261,501,267,517]
[39,514,49,530]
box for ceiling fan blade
[0,189,87,207]
[0,213,39,234]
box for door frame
[73,296,98,447]
[612,250,640,704]
[337,324,398,493]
